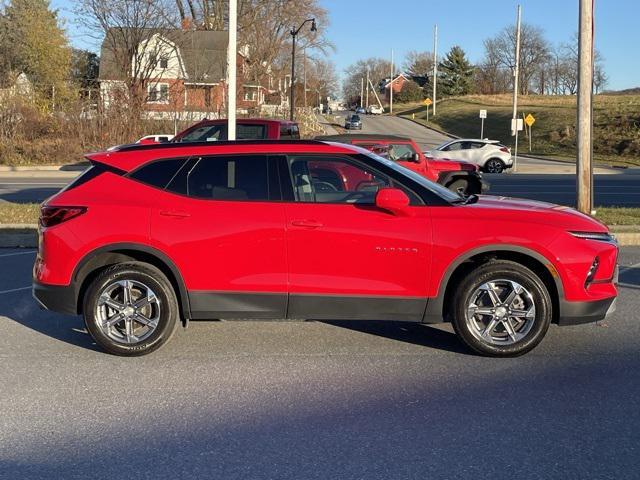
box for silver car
[345,114,362,130]
[426,139,513,173]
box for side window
[443,142,461,152]
[129,158,186,189]
[237,124,267,140]
[177,124,226,142]
[287,156,393,204]
[387,143,417,162]
[290,125,300,139]
[183,155,270,201]
[471,142,486,149]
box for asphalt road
[1,247,640,479]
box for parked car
[137,134,174,144]
[172,118,300,142]
[355,107,366,114]
[344,114,362,130]
[33,140,618,357]
[426,139,513,173]
[367,105,384,115]
[317,134,484,196]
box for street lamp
[289,18,317,121]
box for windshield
[360,149,463,203]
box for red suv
[33,141,618,357]
[316,134,484,196]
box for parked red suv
[33,140,618,357]
[316,134,484,195]
[172,118,300,142]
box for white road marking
[0,250,36,258]
[0,286,31,295]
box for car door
[150,154,288,319]
[280,154,432,321]
[439,140,465,161]
[387,142,428,176]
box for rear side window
[129,158,186,189]
[237,124,267,140]
[63,163,124,192]
[181,155,270,201]
[279,124,300,140]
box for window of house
[148,83,169,103]
[159,56,168,69]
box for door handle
[290,219,323,228]
[159,210,191,218]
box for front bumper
[558,296,617,326]
[32,281,78,315]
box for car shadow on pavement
[0,295,100,352]
[323,320,472,355]
[0,187,63,204]
[619,266,640,289]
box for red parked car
[172,118,300,142]
[316,134,484,196]
[33,140,618,357]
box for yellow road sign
[524,113,536,127]
[423,98,433,106]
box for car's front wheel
[451,260,552,357]
[83,262,179,356]
[484,158,505,173]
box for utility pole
[432,24,438,116]
[303,48,307,107]
[365,68,370,109]
[511,5,522,171]
[577,0,594,214]
[390,49,394,114]
[360,77,364,108]
[227,0,237,140]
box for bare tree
[402,50,433,78]
[342,57,391,105]
[482,22,551,95]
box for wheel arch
[423,245,563,324]
[72,243,190,320]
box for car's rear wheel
[484,158,505,173]
[451,260,552,357]
[83,262,179,356]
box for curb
[1,224,639,248]
[0,163,89,172]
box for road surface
[1,246,639,479]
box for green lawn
[398,94,640,167]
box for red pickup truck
[172,118,300,142]
[316,134,485,195]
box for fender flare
[71,243,191,319]
[436,171,483,194]
[423,244,564,323]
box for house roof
[98,28,229,82]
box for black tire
[447,178,469,196]
[483,158,505,173]
[450,260,552,357]
[83,262,179,356]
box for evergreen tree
[438,46,474,96]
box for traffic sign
[524,113,535,127]
[479,109,487,119]
[511,118,524,133]
[423,98,433,106]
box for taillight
[40,206,87,227]
[500,147,510,153]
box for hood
[468,195,609,232]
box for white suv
[367,105,384,115]
[425,139,513,173]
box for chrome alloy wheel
[485,159,504,173]
[466,279,536,345]
[95,279,161,344]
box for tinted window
[177,124,225,142]
[130,158,186,189]
[185,155,269,201]
[443,142,462,151]
[237,124,267,140]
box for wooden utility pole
[227,0,237,140]
[577,0,594,214]
[432,24,438,116]
[365,68,370,109]
[360,77,364,108]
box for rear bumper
[32,281,77,315]
[558,296,617,326]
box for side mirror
[412,153,420,162]
[375,188,410,215]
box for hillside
[398,94,640,166]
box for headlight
[569,231,617,243]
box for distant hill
[604,87,640,95]
[398,94,640,167]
